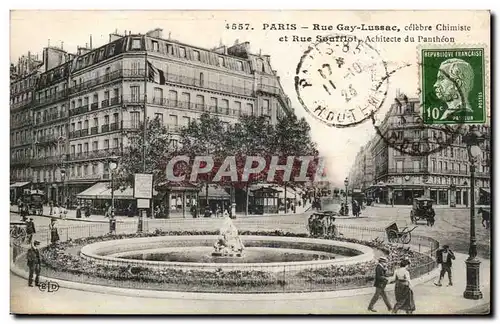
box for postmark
[371,62,468,157]
[420,47,486,124]
[294,36,389,128]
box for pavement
[10,251,490,314]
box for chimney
[90,35,93,49]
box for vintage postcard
[9,10,491,315]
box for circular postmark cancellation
[294,36,389,128]
[371,62,467,157]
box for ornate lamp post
[108,156,119,216]
[462,125,484,300]
[344,177,349,214]
[60,169,66,206]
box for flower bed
[32,230,435,293]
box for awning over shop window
[199,185,230,199]
[10,181,31,189]
[76,182,109,199]
[96,186,159,200]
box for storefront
[198,184,231,214]
[250,186,279,215]
[10,181,31,203]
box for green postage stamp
[420,47,486,124]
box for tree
[114,116,174,190]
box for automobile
[410,197,436,226]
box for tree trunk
[284,182,287,214]
[205,183,209,209]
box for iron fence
[11,219,438,294]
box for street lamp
[108,156,119,217]
[344,177,349,214]
[462,125,485,300]
[60,169,66,207]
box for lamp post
[60,169,66,206]
[344,177,349,215]
[462,125,484,300]
[109,157,119,216]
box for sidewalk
[370,204,489,209]
[11,251,490,314]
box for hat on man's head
[443,244,449,249]
[29,218,33,221]
[33,240,40,246]
[379,257,388,263]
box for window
[166,44,173,55]
[210,97,218,110]
[179,47,186,58]
[236,61,243,71]
[246,103,254,115]
[413,160,420,171]
[71,145,75,155]
[444,161,448,171]
[113,138,119,148]
[83,120,89,129]
[200,72,204,87]
[193,50,200,61]
[439,161,442,170]
[84,96,89,106]
[168,90,178,106]
[154,87,163,104]
[234,101,242,115]
[181,92,191,108]
[262,99,270,115]
[132,39,141,49]
[92,164,97,175]
[77,144,82,153]
[432,159,436,172]
[93,117,98,127]
[169,114,178,126]
[71,100,76,109]
[83,142,89,153]
[221,99,229,114]
[196,95,205,109]
[396,161,403,172]
[104,139,109,150]
[130,86,140,102]
[113,88,119,99]
[77,98,82,107]
[131,111,140,129]
[218,57,225,67]
[77,122,82,130]
[152,41,159,52]
[93,93,98,103]
[113,113,119,124]
[92,141,98,151]
[182,116,191,126]
[155,113,163,123]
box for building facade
[10,29,294,209]
[348,95,491,206]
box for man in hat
[368,257,393,312]
[27,240,42,287]
[25,218,36,244]
[435,244,455,286]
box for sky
[9,10,489,186]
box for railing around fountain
[11,219,438,293]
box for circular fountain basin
[80,235,374,273]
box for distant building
[348,95,491,206]
[10,29,294,213]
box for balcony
[101,124,110,133]
[148,98,244,117]
[10,156,32,166]
[67,69,146,97]
[110,97,120,106]
[90,126,98,135]
[31,155,66,167]
[123,95,144,105]
[69,148,121,161]
[387,167,429,174]
[36,133,59,144]
[11,98,33,110]
[90,102,99,111]
[34,89,68,107]
[69,105,90,117]
[11,117,33,128]
[110,122,119,131]
[256,83,291,108]
[122,120,142,131]
[80,128,89,137]
[101,99,110,108]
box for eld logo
[38,281,59,293]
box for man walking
[435,244,456,286]
[27,240,42,287]
[368,257,393,312]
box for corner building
[10,28,294,207]
[348,95,490,206]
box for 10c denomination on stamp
[295,37,389,128]
[420,47,486,124]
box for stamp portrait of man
[433,58,475,121]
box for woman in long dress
[49,218,60,244]
[392,259,416,314]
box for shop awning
[199,185,230,199]
[10,182,31,189]
[277,187,297,199]
[96,186,159,200]
[76,182,109,199]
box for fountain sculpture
[212,216,245,257]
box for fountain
[212,216,244,257]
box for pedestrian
[434,245,455,287]
[76,203,82,219]
[49,218,60,244]
[368,257,393,312]
[109,214,117,235]
[25,217,36,244]
[392,259,416,314]
[478,207,490,229]
[27,240,42,287]
[126,203,133,218]
[85,203,91,218]
[53,204,60,219]
[59,204,67,220]
[49,200,53,215]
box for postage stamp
[294,36,389,128]
[420,47,486,124]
